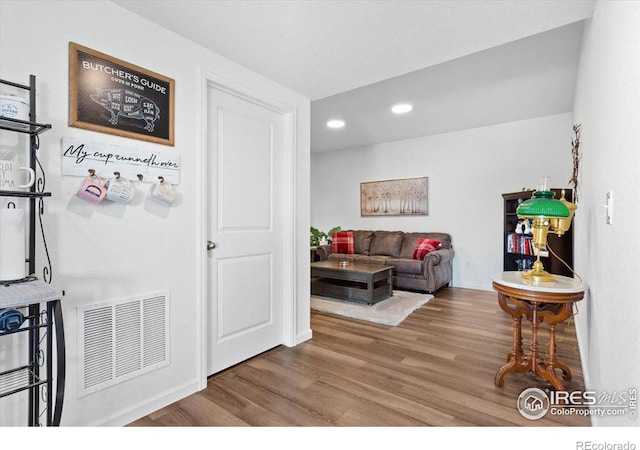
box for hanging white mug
[0,159,35,191]
[105,176,135,204]
[150,178,176,205]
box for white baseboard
[85,379,201,427]
[456,282,493,292]
[294,329,313,346]
[573,313,595,426]
[573,313,591,391]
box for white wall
[572,0,640,427]
[311,113,574,291]
[0,0,310,426]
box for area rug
[310,290,433,326]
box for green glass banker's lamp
[516,177,577,282]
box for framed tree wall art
[361,176,428,216]
[69,42,175,146]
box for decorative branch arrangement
[569,124,581,203]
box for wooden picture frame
[361,176,429,216]
[69,42,175,146]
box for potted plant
[310,226,341,247]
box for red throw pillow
[412,238,441,260]
[425,239,442,249]
[332,231,355,254]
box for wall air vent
[77,291,169,397]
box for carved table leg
[536,322,566,391]
[504,315,524,362]
[530,302,547,378]
[507,316,523,361]
[537,303,574,389]
[494,294,530,386]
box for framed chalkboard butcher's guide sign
[69,42,175,146]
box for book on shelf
[506,233,540,256]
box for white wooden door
[206,86,285,375]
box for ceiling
[112,0,594,152]
[312,21,586,152]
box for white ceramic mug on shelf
[0,159,35,191]
[0,92,29,121]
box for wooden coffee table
[310,260,393,305]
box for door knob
[207,241,216,250]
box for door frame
[196,69,299,389]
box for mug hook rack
[86,169,144,181]
[61,136,179,184]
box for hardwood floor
[130,287,590,427]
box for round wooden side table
[492,271,586,391]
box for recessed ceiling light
[391,103,413,114]
[326,119,345,129]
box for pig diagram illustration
[90,89,160,132]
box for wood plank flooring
[130,287,590,426]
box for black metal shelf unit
[0,75,65,427]
[0,116,52,135]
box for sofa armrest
[423,247,454,267]
[421,247,454,292]
[315,244,333,261]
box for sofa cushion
[353,254,392,265]
[412,238,439,260]
[387,258,424,275]
[332,231,354,254]
[346,230,374,255]
[328,253,356,262]
[369,231,404,257]
[400,232,450,258]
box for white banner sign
[61,137,180,184]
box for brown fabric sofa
[315,230,454,294]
